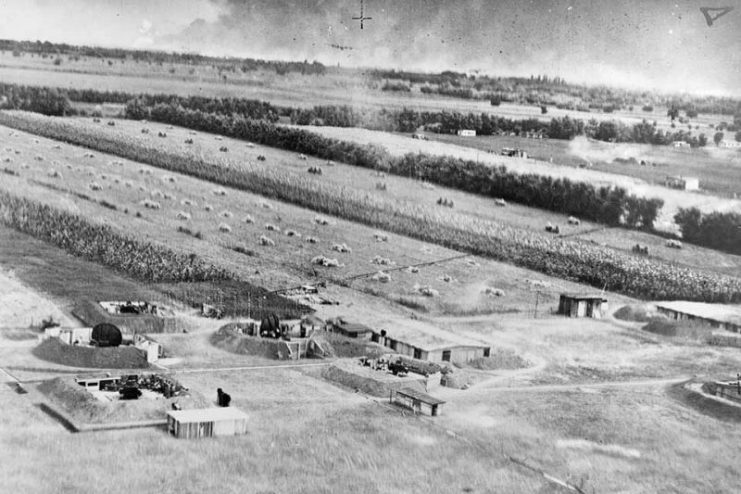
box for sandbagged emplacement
[210,326,293,359]
[37,376,210,424]
[322,359,427,397]
[33,338,149,369]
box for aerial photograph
[1,1,741,492]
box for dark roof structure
[395,387,446,406]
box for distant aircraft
[352,0,372,29]
[328,43,354,51]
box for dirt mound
[210,327,292,359]
[313,332,386,358]
[322,359,427,397]
[667,381,741,423]
[613,304,663,322]
[642,319,710,340]
[73,299,189,334]
[37,376,211,424]
[33,338,149,369]
[460,348,530,370]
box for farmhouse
[167,407,249,439]
[672,141,691,148]
[655,301,741,333]
[456,129,476,137]
[664,175,699,191]
[371,319,491,363]
[558,293,608,319]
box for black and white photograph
[0,1,740,492]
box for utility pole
[533,290,540,319]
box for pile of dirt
[313,332,386,358]
[642,319,710,340]
[37,376,211,424]
[38,376,109,424]
[613,304,663,322]
[73,299,190,334]
[210,327,293,359]
[33,338,149,369]
[322,359,426,397]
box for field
[0,51,732,133]
[0,119,650,316]
[281,124,741,231]
[428,132,741,198]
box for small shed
[558,293,608,318]
[166,407,248,439]
[390,387,445,416]
[457,129,476,137]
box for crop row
[2,110,740,302]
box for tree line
[675,208,741,256]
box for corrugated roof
[656,301,741,326]
[377,318,490,352]
[166,407,248,423]
[395,387,446,405]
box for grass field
[284,124,741,231]
[428,132,741,198]
[7,113,741,286]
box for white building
[664,175,700,191]
[457,129,476,137]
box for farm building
[46,326,92,345]
[133,334,164,363]
[167,407,249,439]
[371,319,490,363]
[390,387,445,416]
[326,318,375,339]
[501,147,528,158]
[719,140,741,148]
[672,141,691,148]
[456,129,476,137]
[558,293,609,319]
[655,301,741,333]
[664,175,700,191]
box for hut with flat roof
[655,301,741,333]
[372,319,490,363]
[558,293,608,318]
[166,407,248,439]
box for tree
[667,105,679,121]
[714,131,724,146]
[540,105,548,114]
[735,131,741,142]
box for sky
[0,0,739,95]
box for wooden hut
[166,407,248,439]
[558,293,608,318]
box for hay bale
[218,223,232,233]
[305,236,319,244]
[243,214,254,224]
[311,255,340,267]
[176,211,191,221]
[265,223,281,232]
[259,235,275,246]
[89,182,102,191]
[371,271,391,283]
[331,243,352,253]
[285,229,301,237]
